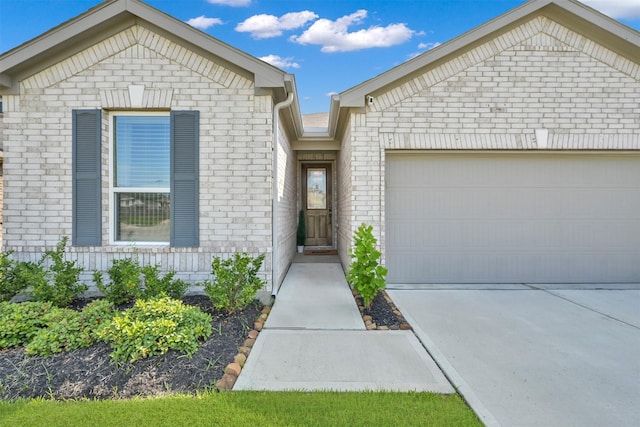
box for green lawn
[0,391,481,426]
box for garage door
[385,153,640,284]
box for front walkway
[264,263,364,330]
[233,260,453,392]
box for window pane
[115,116,170,187]
[307,168,327,209]
[116,193,170,242]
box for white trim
[128,84,145,108]
[108,110,170,245]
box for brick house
[0,0,638,292]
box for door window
[306,168,327,209]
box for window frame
[109,111,171,245]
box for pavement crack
[543,290,640,330]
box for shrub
[94,258,143,305]
[0,251,28,302]
[203,253,266,314]
[346,224,388,308]
[98,296,212,363]
[25,299,114,356]
[95,257,189,304]
[141,264,189,300]
[0,301,52,348]
[13,259,49,301]
[30,237,86,307]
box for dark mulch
[0,296,260,400]
[353,290,409,329]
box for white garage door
[386,153,640,284]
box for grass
[0,391,481,426]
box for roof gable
[0,0,290,94]
[337,0,640,109]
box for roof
[0,0,294,98]
[301,113,330,132]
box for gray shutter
[72,109,102,246]
[170,111,199,247]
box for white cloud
[326,91,338,97]
[418,42,441,50]
[207,0,251,7]
[186,16,223,30]
[583,0,640,19]
[259,54,300,69]
[290,10,415,53]
[236,11,319,39]
[407,41,441,60]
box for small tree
[346,224,388,308]
[296,210,306,246]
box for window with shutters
[73,109,198,247]
[111,112,170,243]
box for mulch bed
[1,289,409,400]
[0,296,261,400]
[353,290,411,330]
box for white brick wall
[276,118,296,288]
[336,120,353,269]
[344,16,640,266]
[3,26,276,288]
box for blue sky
[1,0,639,114]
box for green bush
[0,251,28,302]
[95,257,189,304]
[346,224,388,308]
[94,258,143,305]
[30,237,87,307]
[25,299,114,356]
[0,301,53,348]
[203,253,266,314]
[98,296,212,363]
[141,264,189,300]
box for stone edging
[353,289,412,331]
[215,305,271,391]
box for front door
[302,163,332,246]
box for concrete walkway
[234,261,453,392]
[264,263,364,330]
[388,285,640,427]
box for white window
[111,112,170,243]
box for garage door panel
[389,219,639,253]
[387,250,640,284]
[385,154,640,284]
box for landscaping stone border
[216,305,271,390]
[353,289,412,331]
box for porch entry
[302,163,332,246]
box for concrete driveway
[388,284,640,427]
